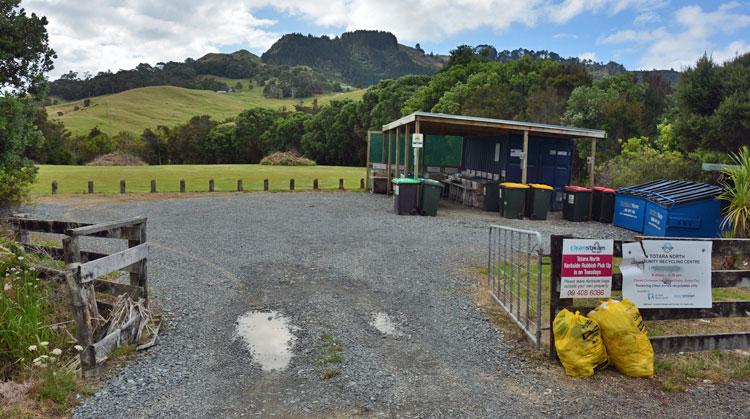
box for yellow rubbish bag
[588,299,654,378]
[553,309,609,377]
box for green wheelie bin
[420,179,444,216]
[392,178,422,215]
[525,183,553,220]
[499,182,529,219]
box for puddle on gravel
[234,310,297,372]
[371,312,400,336]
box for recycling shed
[367,112,607,203]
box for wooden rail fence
[7,216,149,373]
[549,235,750,355]
[54,178,367,193]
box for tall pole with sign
[412,133,423,180]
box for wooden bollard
[120,180,126,194]
[313,179,319,190]
[263,179,269,191]
[180,179,186,193]
[237,179,243,192]
[51,181,58,195]
[290,178,295,191]
[360,178,365,190]
[339,178,344,190]
[87,181,94,194]
[209,179,215,192]
[150,180,157,193]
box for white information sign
[560,239,614,298]
[621,240,712,308]
[412,133,424,148]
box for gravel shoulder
[22,192,750,418]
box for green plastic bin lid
[420,178,444,187]
[392,178,422,184]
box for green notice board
[369,132,384,163]
[424,135,462,167]
[369,132,463,168]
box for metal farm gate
[487,225,545,346]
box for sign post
[412,133,423,180]
[560,239,614,298]
[621,240,712,308]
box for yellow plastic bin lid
[499,182,530,189]
[529,183,554,190]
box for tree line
[48,50,342,101]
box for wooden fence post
[13,223,30,245]
[313,179,319,190]
[120,180,126,194]
[209,179,215,192]
[63,236,96,372]
[150,180,157,193]
[128,222,148,301]
[87,181,94,194]
[263,179,269,191]
[360,178,365,190]
[51,181,58,195]
[180,179,186,193]
[339,178,344,190]
[237,179,243,192]
[290,179,295,191]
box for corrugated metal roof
[381,112,606,139]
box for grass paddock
[33,164,367,194]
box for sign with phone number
[560,239,614,298]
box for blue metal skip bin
[613,180,698,233]
[613,194,647,232]
[642,184,724,238]
[614,180,724,236]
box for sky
[24,0,750,79]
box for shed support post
[521,130,529,184]
[386,129,392,194]
[414,119,421,180]
[395,127,400,178]
[366,131,371,192]
[590,137,597,188]
[404,124,410,177]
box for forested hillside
[49,49,341,101]
[262,30,446,86]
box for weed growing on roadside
[317,333,344,379]
[0,239,64,377]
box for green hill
[47,83,365,136]
[262,31,447,86]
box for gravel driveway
[24,192,749,418]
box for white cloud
[712,40,750,63]
[633,11,660,25]
[273,0,545,41]
[546,0,666,24]
[553,33,579,39]
[599,2,750,69]
[25,0,280,78]
[578,52,597,61]
[24,0,685,78]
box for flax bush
[719,146,750,238]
